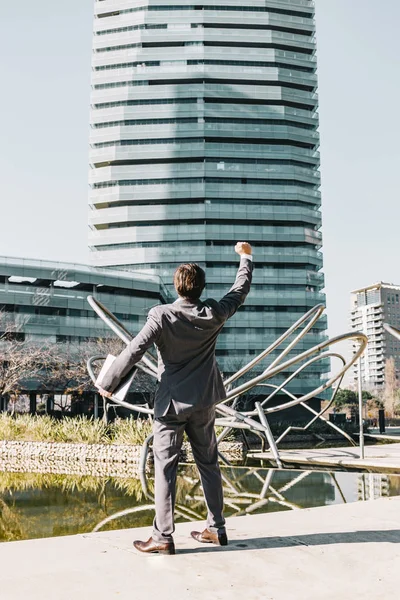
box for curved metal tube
[384,322,400,341]
[87,296,133,345]
[92,505,155,533]
[87,355,153,415]
[224,304,325,387]
[241,351,346,415]
[139,433,154,477]
[87,295,158,375]
[222,331,368,403]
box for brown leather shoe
[133,536,175,555]
[191,528,228,546]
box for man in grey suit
[97,242,253,555]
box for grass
[53,416,110,445]
[0,414,56,442]
[0,413,359,447]
[0,413,153,445]
[110,417,153,446]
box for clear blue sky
[1,0,399,341]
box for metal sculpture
[87,296,367,467]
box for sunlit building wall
[350,282,400,389]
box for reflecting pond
[1,466,399,543]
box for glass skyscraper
[88,0,327,394]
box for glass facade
[0,257,167,343]
[88,0,328,394]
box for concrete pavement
[0,496,399,600]
[248,442,400,473]
[370,427,400,436]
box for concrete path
[0,496,399,600]
[248,442,400,473]
[370,427,400,437]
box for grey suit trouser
[152,404,226,543]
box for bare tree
[383,357,399,418]
[39,336,157,417]
[0,311,50,415]
[129,369,157,408]
[39,337,126,412]
[0,308,156,417]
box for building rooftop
[0,255,170,299]
[351,282,400,295]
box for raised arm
[217,242,253,321]
[96,308,161,397]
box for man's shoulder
[148,303,177,317]
[147,304,163,319]
[202,297,218,308]
[202,298,225,317]
[150,299,224,320]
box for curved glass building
[88,0,327,394]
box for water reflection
[0,468,398,543]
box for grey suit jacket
[98,257,253,418]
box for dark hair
[174,263,206,300]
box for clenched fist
[235,242,252,256]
